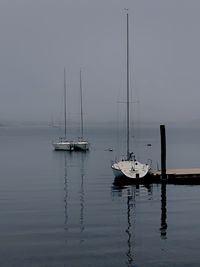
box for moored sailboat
[52,68,73,151]
[111,11,150,180]
[73,69,89,151]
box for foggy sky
[0,0,200,125]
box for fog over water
[0,0,200,126]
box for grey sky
[0,0,200,124]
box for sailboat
[52,68,73,151]
[111,11,150,180]
[73,69,89,151]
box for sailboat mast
[80,69,83,139]
[64,68,67,139]
[126,11,130,159]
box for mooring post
[160,125,167,238]
[160,125,167,180]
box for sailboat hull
[73,141,89,151]
[53,141,74,151]
[112,160,150,180]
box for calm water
[1,125,200,266]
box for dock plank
[152,168,200,176]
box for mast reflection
[126,193,135,266]
[64,152,69,231]
[62,151,87,241]
[112,182,154,266]
[79,153,85,242]
[112,184,136,266]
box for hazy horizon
[2,117,200,129]
[0,0,200,125]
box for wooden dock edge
[113,169,200,186]
[148,168,200,184]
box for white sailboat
[52,68,73,151]
[111,11,150,180]
[73,69,89,151]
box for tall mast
[126,11,130,159]
[64,67,67,139]
[80,69,83,139]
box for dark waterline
[0,125,200,266]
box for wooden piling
[160,125,167,180]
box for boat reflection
[126,194,135,266]
[112,184,139,267]
[64,152,68,231]
[112,180,167,265]
[62,151,87,242]
[114,178,168,240]
[79,153,85,242]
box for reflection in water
[112,184,137,266]
[62,152,86,241]
[64,152,69,231]
[113,180,168,241]
[112,183,155,266]
[160,182,167,239]
[79,153,85,242]
[147,184,153,200]
[126,193,135,266]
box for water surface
[0,125,200,266]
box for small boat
[73,69,89,151]
[112,156,150,179]
[53,137,73,151]
[73,140,89,151]
[105,148,113,152]
[111,11,151,180]
[53,68,74,151]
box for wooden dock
[149,168,200,184]
[113,168,200,185]
[152,168,200,177]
